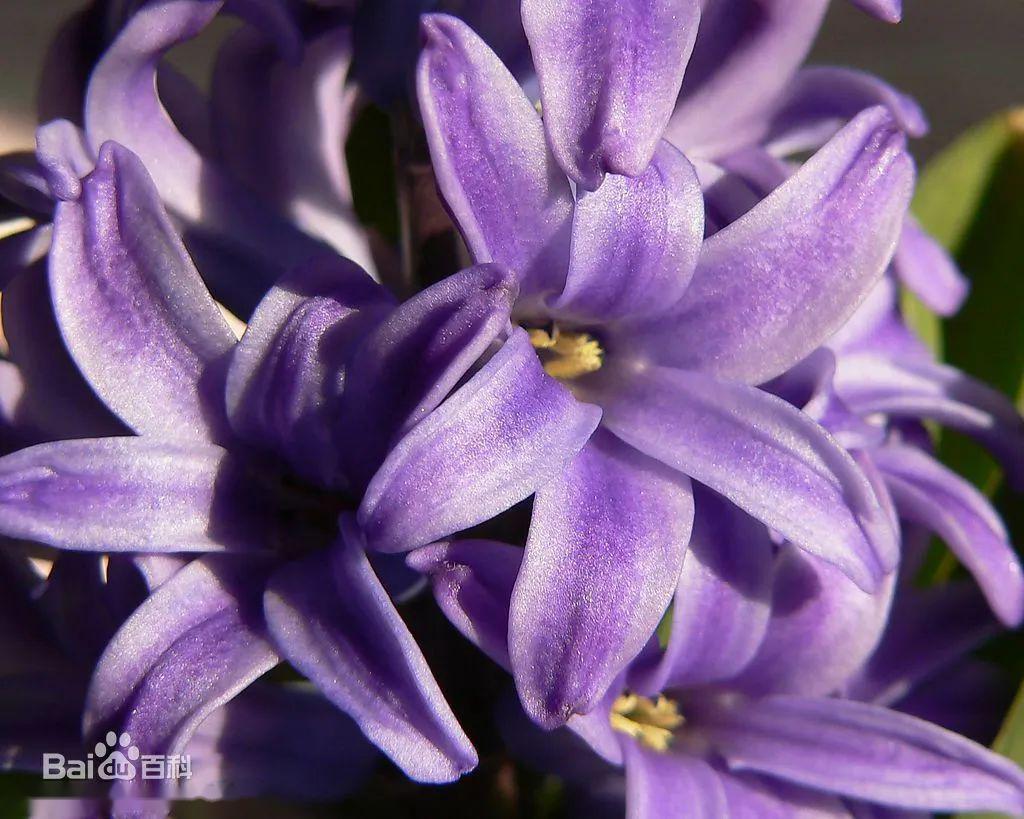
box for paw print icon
[95,731,140,781]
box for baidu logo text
[42,732,191,782]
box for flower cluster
[0,0,1022,816]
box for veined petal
[264,522,476,783]
[875,445,1024,626]
[84,558,278,762]
[665,0,829,158]
[359,328,601,553]
[632,488,773,694]
[417,14,573,300]
[510,430,693,728]
[700,695,1024,814]
[632,108,913,385]
[50,142,237,441]
[623,744,728,819]
[225,256,391,488]
[338,264,517,487]
[550,141,703,324]
[522,0,700,189]
[0,437,271,553]
[596,365,896,591]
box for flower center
[528,324,604,380]
[609,693,684,752]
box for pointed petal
[632,108,914,385]
[875,445,1024,626]
[700,695,1024,814]
[0,437,271,553]
[225,256,391,488]
[522,0,700,189]
[338,264,517,487]
[848,0,901,23]
[359,328,601,553]
[50,142,236,440]
[84,557,278,760]
[597,365,896,592]
[633,489,773,694]
[891,218,967,317]
[417,14,573,300]
[509,430,693,728]
[550,142,703,324]
[264,523,477,783]
[623,743,727,819]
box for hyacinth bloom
[414,13,918,729]
[0,140,606,785]
[410,532,1024,817]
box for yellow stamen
[528,325,604,381]
[609,693,684,752]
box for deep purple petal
[522,0,700,189]
[630,108,914,385]
[596,365,896,592]
[359,328,601,553]
[509,430,693,728]
[623,743,727,819]
[0,437,271,553]
[700,695,1024,814]
[417,14,573,301]
[338,264,517,487]
[264,523,477,783]
[549,141,702,324]
[50,142,236,441]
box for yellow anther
[528,324,604,381]
[610,693,684,753]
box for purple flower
[0,140,600,784]
[415,12,912,728]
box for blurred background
[0,0,1020,161]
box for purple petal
[833,354,1024,487]
[623,743,728,819]
[509,430,693,728]
[732,546,894,698]
[699,695,1024,814]
[225,255,391,488]
[522,0,700,189]
[630,108,914,385]
[875,445,1024,626]
[597,365,896,592]
[338,264,517,487]
[50,142,236,441]
[0,437,271,553]
[847,0,901,23]
[665,0,829,157]
[891,218,967,317]
[264,522,477,783]
[417,14,573,301]
[359,328,601,553]
[407,539,522,670]
[84,557,278,761]
[0,225,52,291]
[35,119,95,202]
[549,141,703,324]
[632,489,773,694]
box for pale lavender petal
[848,0,901,23]
[509,430,693,728]
[84,557,278,760]
[891,217,967,316]
[35,119,94,202]
[417,14,572,301]
[0,437,271,553]
[338,264,517,487]
[50,142,236,441]
[522,0,700,189]
[629,108,913,385]
[834,354,1024,487]
[719,772,851,818]
[632,488,773,694]
[264,522,477,783]
[733,546,894,698]
[596,365,896,592]
[665,0,829,158]
[225,255,391,488]
[359,328,601,553]
[549,141,703,323]
[623,743,728,819]
[700,695,1024,814]
[875,445,1024,626]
